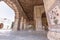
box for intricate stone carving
[47,0,60,40]
[48,6,60,25]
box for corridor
[0,0,59,40]
[0,30,48,40]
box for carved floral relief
[48,6,60,25]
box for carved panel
[47,0,60,32]
[48,6,60,25]
[46,0,60,26]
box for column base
[47,31,60,40]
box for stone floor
[0,30,48,40]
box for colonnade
[12,17,27,31]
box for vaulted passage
[0,0,60,40]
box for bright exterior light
[0,1,15,31]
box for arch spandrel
[3,0,20,19]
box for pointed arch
[3,0,19,18]
[1,0,20,31]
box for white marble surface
[0,30,48,40]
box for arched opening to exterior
[0,0,20,31]
[0,1,15,30]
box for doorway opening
[41,12,48,31]
[0,1,15,31]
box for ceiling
[18,0,44,20]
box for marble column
[23,19,27,30]
[34,6,44,31]
[20,17,24,30]
[12,18,19,31]
[17,18,21,30]
[43,0,60,40]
